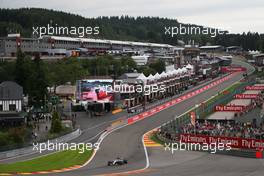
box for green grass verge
[199,82,242,118]
[0,149,93,173]
[150,132,165,146]
[206,82,241,105]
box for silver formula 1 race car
[107,158,128,166]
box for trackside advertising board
[221,66,246,72]
[214,105,246,112]
[234,94,259,99]
[180,134,264,150]
[245,86,264,90]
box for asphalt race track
[47,58,261,176]
[0,62,239,165]
[0,72,228,165]
[140,148,264,176]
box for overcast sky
[1,0,263,33]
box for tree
[28,54,48,107]
[14,48,32,94]
[120,57,137,72]
[46,57,89,89]
[0,61,15,83]
[50,111,62,133]
[8,127,26,144]
[1,8,264,51]
[0,132,9,146]
[141,67,156,76]
[149,59,165,74]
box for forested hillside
[0,8,263,51]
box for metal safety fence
[160,81,256,135]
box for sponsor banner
[138,113,144,119]
[158,105,165,110]
[215,105,245,112]
[150,109,157,113]
[245,86,264,90]
[234,94,259,99]
[180,134,264,150]
[165,102,171,107]
[128,107,163,124]
[127,115,139,124]
[221,66,246,72]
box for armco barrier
[216,148,263,158]
[156,133,263,158]
[161,80,256,133]
[0,128,82,160]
